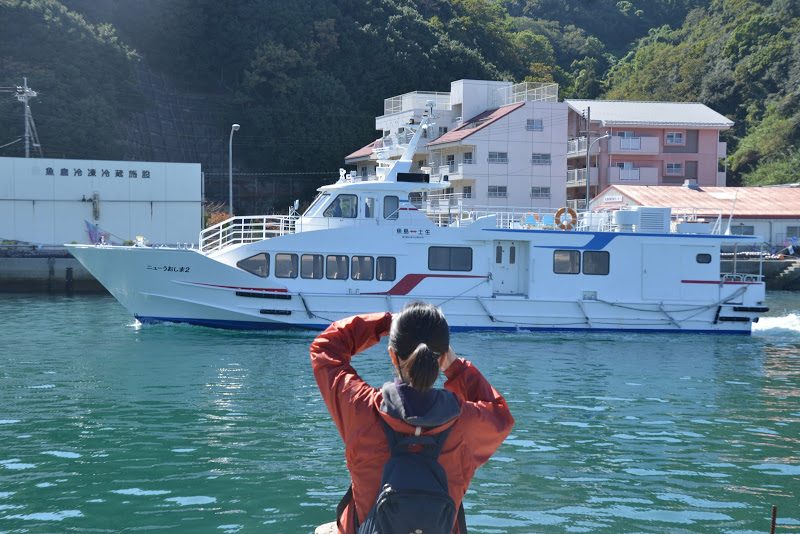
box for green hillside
[1,0,797,191]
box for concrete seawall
[0,247,106,293]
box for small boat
[67,108,768,334]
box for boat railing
[199,215,298,254]
[721,272,763,283]
[417,197,563,229]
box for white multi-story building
[346,79,568,209]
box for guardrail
[199,215,298,253]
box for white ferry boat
[67,111,768,334]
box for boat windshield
[303,192,330,217]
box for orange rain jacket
[310,312,515,533]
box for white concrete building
[346,79,568,209]
[0,157,202,246]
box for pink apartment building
[564,100,733,210]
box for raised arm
[309,312,393,440]
[443,355,514,465]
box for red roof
[427,102,526,147]
[345,139,381,162]
[600,185,800,218]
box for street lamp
[229,123,240,216]
[585,132,610,211]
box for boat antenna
[724,190,738,235]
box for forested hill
[1,0,797,191]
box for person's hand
[439,346,457,372]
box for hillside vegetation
[1,0,797,189]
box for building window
[463,186,472,199]
[731,225,755,236]
[526,119,544,131]
[301,254,324,279]
[376,257,396,281]
[351,256,374,281]
[326,255,349,280]
[665,132,685,145]
[531,153,551,165]
[583,251,609,275]
[463,152,474,164]
[553,250,580,274]
[275,253,298,278]
[384,195,399,220]
[428,246,473,271]
[665,163,683,176]
[786,226,800,239]
[324,194,358,218]
[488,152,508,164]
[530,187,551,199]
[696,253,712,264]
[438,126,448,137]
[360,167,367,177]
[237,253,269,278]
[488,185,507,198]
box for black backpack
[338,420,467,534]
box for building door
[492,241,525,294]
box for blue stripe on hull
[135,315,751,336]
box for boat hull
[68,244,763,335]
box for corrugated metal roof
[344,139,380,162]
[565,99,734,129]
[427,102,525,147]
[603,185,800,218]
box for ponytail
[400,342,440,392]
[389,302,450,392]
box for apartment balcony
[607,166,660,185]
[566,168,598,188]
[566,137,602,158]
[567,199,587,211]
[426,162,474,183]
[608,136,660,155]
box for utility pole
[13,77,43,157]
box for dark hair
[389,302,449,392]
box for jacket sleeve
[444,358,514,466]
[310,312,393,441]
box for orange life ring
[554,207,577,230]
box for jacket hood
[379,379,461,429]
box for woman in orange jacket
[310,302,514,533]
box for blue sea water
[0,292,798,533]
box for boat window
[376,257,396,281]
[351,256,374,281]
[275,253,298,278]
[326,255,349,280]
[510,245,516,264]
[553,250,580,274]
[696,253,712,264]
[236,253,269,278]
[303,193,330,217]
[364,197,375,219]
[428,246,472,272]
[583,251,609,275]
[323,194,358,218]
[301,254,324,279]
[384,196,400,220]
[495,245,503,264]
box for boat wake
[753,313,800,336]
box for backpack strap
[336,485,358,532]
